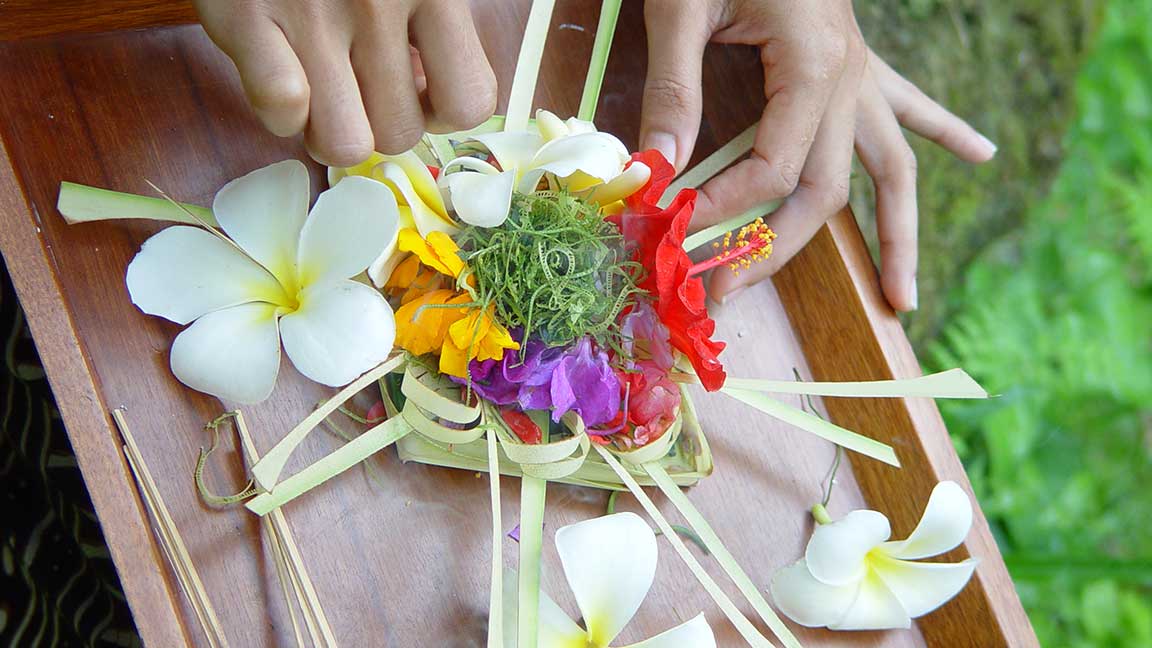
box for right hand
[195,0,498,167]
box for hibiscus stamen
[687,218,777,277]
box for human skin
[639,0,997,311]
[197,0,994,312]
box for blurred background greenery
[854,0,1152,645]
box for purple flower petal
[549,338,621,427]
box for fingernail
[644,132,678,169]
[719,286,745,305]
[977,133,998,157]
[908,277,919,311]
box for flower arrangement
[56,1,995,645]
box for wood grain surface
[0,1,1036,646]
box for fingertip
[708,267,745,304]
[881,271,918,312]
[969,133,998,163]
[641,131,680,171]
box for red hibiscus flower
[622,150,728,391]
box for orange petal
[385,254,421,293]
[394,289,466,356]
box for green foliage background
[854,1,1152,645]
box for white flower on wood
[505,513,715,648]
[126,160,398,403]
[771,481,979,630]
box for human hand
[639,0,996,311]
[195,0,497,167]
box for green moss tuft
[457,191,643,348]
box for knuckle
[753,156,802,198]
[878,145,918,186]
[247,71,309,113]
[436,76,497,131]
[374,121,425,155]
[897,145,919,181]
[806,179,850,214]
[644,76,698,116]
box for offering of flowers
[55,1,993,645]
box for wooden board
[0,1,1036,646]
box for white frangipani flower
[328,150,459,286]
[441,110,652,227]
[506,513,715,648]
[771,481,979,631]
[126,160,399,403]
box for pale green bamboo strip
[659,124,756,207]
[252,355,405,491]
[577,0,623,122]
[235,411,337,648]
[722,388,900,467]
[682,202,777,253]
[58,181,218,226]
[594,445,776,648]
[680,368,988,399]
[505,0,558,132]
[486,431,505,648]
[114,409,228,648]
[645,463,801,648]
[247,415,412,515]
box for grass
[864,1,1152,644]
[853,0,1106,348]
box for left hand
[639,0,996,312]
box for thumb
[640,4,709,172]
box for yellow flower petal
[383,150,449,221]
[385,254,422,291]
[439,340,470,378]
[585,161,651,206]
[394,289,468,356]
[448,309,491,351]
[397,228,466,278]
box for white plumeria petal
[379,150,450,219]
[555,513,657,647]
[279,280,395,386]
[442,156,503,176]
[365,207,415,287]
[472,131,544,171]
[536,109,570,141]
[871,554,979,618]
[516,168,549,195]
[879,481,973,560]
[565,116,598,135]
[585,162,651,207]
[538,591,588,648]
[169,302,282,404]
[296,176,400,287]
[377,162,458,237]
[770,559,861,628]
[126,226,288,325]
[806,510,891,586]
[532,132,629,181]
[212,160,310,289]
[619,613,716,648]
[828,569,912,631]
[447,170,516,227]
[500,569,586,648]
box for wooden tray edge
[0,138,194,647]
[774,209,1038,647]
